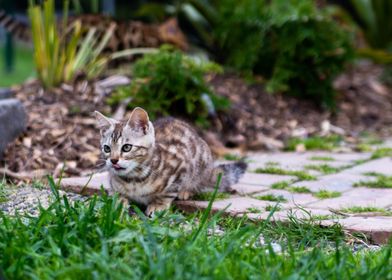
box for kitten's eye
[103,145,111,153]
[122,144,132,152]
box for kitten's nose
[110,158,119,164]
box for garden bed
[2,62,392,178]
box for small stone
[0,99,26,159]
[0,88,14,99]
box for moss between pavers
[265,205,282,211]
[354,173,392,189]
[339,206,392,216]
[309,156,336,162]
[271,181,312,194]
[254,167,316,181]
[246,207,263,214]
[254,194,287,203]
[285,135,342,151]
[313,190,341,199]
[289,186,312,194]
[304,164,341,175]
[371,148,392,159]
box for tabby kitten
[95,107,247,216]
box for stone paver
[60,172,110,195]
[292,173,374,193]
[176,197,271,215]
[252,189,320,207]
[230,183,269,195]
[239,173,296,186]
[322,216,392,244]
[53,151,392,244]
[0,99,26,159]
[245,207,333,222]
[343,158,392,176]
[306,188,392,209]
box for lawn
[0,179,391,279]
[0,43,35,87]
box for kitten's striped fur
[95,107,247,216]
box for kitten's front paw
[145,203,169,217]
[178,190,193,200]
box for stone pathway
[58,149,392,244]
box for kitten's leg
[108,188,130,209]
[145,195,175,216]
[178,190,194,200]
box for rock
[0,88,14,99]
[0,99,26,159]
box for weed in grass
[304,164,341,175]
[246,207,262,214]
[1,177,392,278]
[265,205,282,211]
[371,148,392,159]
[254,167,316,181]
[309,156,335,162]
[0,181,8,203]
[31,180,45,190]
[285,135,342,151]
[271,181,290,190]
[354,174,392,188]
[340,206,392,216]
[313,190,341,199]
[193,191,231,201]
[255,194,287,203]
[289,186,312,194]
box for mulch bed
[2,61,392,179]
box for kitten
[95,107,247,216]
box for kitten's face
[95,108,155,176]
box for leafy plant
[214,0,354,108]
[348,0,392,50]
[28,0,115,88]
[110,46,228,126]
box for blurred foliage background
[1,0,392,112]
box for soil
[2,61,392,179]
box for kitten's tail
[209,161,248,192]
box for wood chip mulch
[2,61,392,179]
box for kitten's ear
[127,107,150,134]
[94,111,115,130]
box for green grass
[271,181,291,190]
[265,205,282,211]
[309,156,335,162]
[371,148,392,159]
[289,186,312,194]
[304,164,341,175]
[254,194,287,203]
[313,190,341,199]
[246,207,262,213]
[193,191,231,201]
[0,44,35,87]
[285,135,342,151]
[254,166,316,181]
[1,179,392,279]
[0,180,8,203]
[354,174,392,189]
[340,206,392,216]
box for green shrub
[214,0,354,108]
[110,46,228,126]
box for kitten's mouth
[112,164,125,170]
